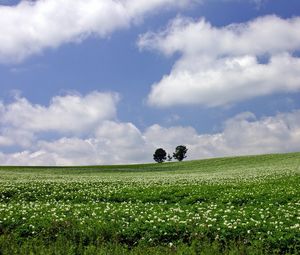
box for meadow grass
[0,152,299,254]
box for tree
[153,148,167,163]
[173,145,188,161]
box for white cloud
[147,53,300,107]
[0,0,194,63]
[94,121,150,164]
[138,15,300,107]
[0,129,34,148]
[0,150,57,166]
[143,110,300,159]
[0,136,13,147]
[144,124,198,152]
[0,91,118,134]
[139,15,300,56]
[0,91,151,165]
[35,138,101,166]
[0,91,300,165]
[213,110,300,155]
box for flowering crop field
[0,153,299,254]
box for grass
[0,152,299,254]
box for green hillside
[0,153,299,254]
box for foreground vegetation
[0,153,299,254]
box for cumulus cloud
[0,91,118,134]
[0,0,195,62]
[0,136,13,147]
[0,129,34,148]
[0,91,151,165]
[138,15,300,107]
[94,121,150,164]
[35,138,101,166]
[144,110,300,159]
[0,91,300,165]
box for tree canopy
[153,148,167,163]
[173,145,188,161]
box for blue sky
[0,0,300,165]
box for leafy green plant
[0,152,299,254]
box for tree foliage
[173,145,188,161]
[153,148,167,163]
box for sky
[0,0,300,165]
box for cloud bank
[0,92,118,134]
[0,0,195,63]
[0,91,300,165]
[138,15,300,107]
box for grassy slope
[1,151,299,173]
[0,152,299,255]
[0,152,299,185]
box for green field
[0,153,299,254]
